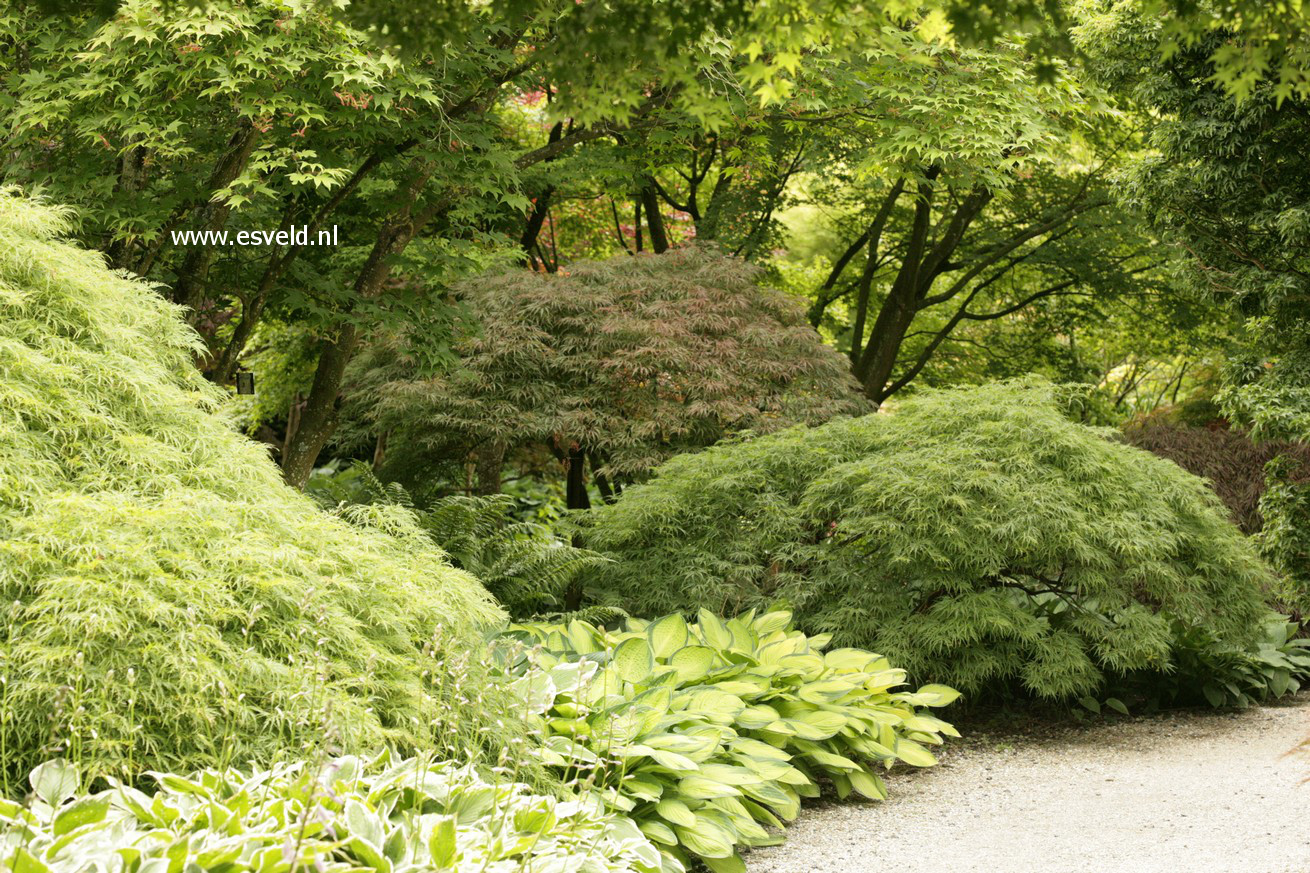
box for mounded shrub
[578,380,1275,700]
[0,193,507,789]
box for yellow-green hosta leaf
[655,798,697,828]
[800,746,860,772]
[730,737,789,761]
[777,652,825,677]
[847,766,888,801]
[823,648,877,671]
[792,710,846,737]
[566,620,603,655]
[894,738,938,767]
[697,763,759,786]
[806,633,833,651]
[696,609,734,650]
[735,704,779,729]
[625,745,699,772]
[741,781,801,819]
[669,645,716,683]
[728,754,793,781]
[911,683,962,707]
[713,679,769,696]
[674,815,736,859]
[796,679,853,704]
[427,816,457,868]
[751,611,792,635]
[702,852,748,873]
[639,819,678,846]
[52,794,110,837]
[647,613,690,659]
[678,774,741,800]
[613,637,655,685]
[620,773,666,801]
[683,689,746,723]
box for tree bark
[565,445,591,511]
[171,121,262,313]
[639,177,670,252]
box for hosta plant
[494,610,959,873]
[0,753,663,873]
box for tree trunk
[639,178,670,253]
[171,122,262,313]
[280,324,359,488]
[565,445,591,510]
[474,442,505,495]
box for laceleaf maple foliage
[345,245,869,494]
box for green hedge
[577,381,1274,700]
[0,192,508,789]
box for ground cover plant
[1,753,664,873]
[0,193,514,789]
[494,610,958,872]
[578,381,1276,701]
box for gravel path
[748,696,1310,873]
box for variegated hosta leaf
[5,755,667,873]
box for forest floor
[747,693,1310,873]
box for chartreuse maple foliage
[0,192,512,788]
[578,380,1275,700]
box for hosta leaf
[647,614,690,659]
[736,705,780,729]
[639,819,678,846]
[703,853,748,873]
[31,760,79,807]
[427,816,456,868]
[52,795,110,836]
[696,609,734,650]
[751,611,792,635]
[678,774,741,799]
[674,816,735,859]
[669,645,716,683]
[847,766,888,800]
[613,637,656,685]
[625,745,699,772]
[894,738,938,767]
[655,798,697,828]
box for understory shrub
[1121,417,1310,535]
[0,193,510,788]
[1111,611,1310,709]
[310,463,609,618]
[578,380,1274,701]
[1,754,662,873]
[494,610,958,873]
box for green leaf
[647,613,690,659]
[894,738,937,767]
[30,759,79,807]
[52,794,110,836]
[614,637,656,685]
[655,798,697,828]
[428,815,457,868]
[669,645,716,683]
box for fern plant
[313,463,609,618]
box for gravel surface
[748,696,1310,873]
